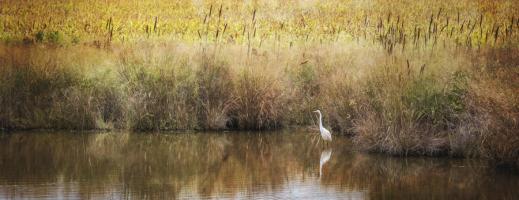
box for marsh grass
[0,0,518,166]
[354,56,468,155]
[195,55,234,130]
[119,55,198,130]
[462,49,519,165]
[229,68,286,130]
[0,41,517,165]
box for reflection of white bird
[319,149,332,177]
[313,110,332,141]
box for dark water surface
[0,131,517,199]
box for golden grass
[1,0,518,49]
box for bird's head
[313,110,321,114]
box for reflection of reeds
[330,153,519,199]
[1,131,517,199]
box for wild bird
[313,110,332,142]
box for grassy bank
[1,43,517,165]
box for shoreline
[1,42,517,167]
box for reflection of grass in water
[328,154,519,199]
[1,131,518,199]
[0,131,311,196]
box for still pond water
[0,131,518,199]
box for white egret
[313,110,332,142]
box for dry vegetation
[0,0,518,165]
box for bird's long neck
[318,112,323,129]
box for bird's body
[320,126,332,141]
[314,110,332,142]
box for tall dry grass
[353,50,470,155]
[230,67,286,130]
[461,48,519,165]
[0,46,123,129]
[0,41,517,165]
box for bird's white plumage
[314,110,332,141]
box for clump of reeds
[194,55,234,130]
[229,68,286,130]
[283,61,322,125]
[118,51,198,131]
[353,50,468,155]
[460,48,519,165]
[0,46,122,130]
